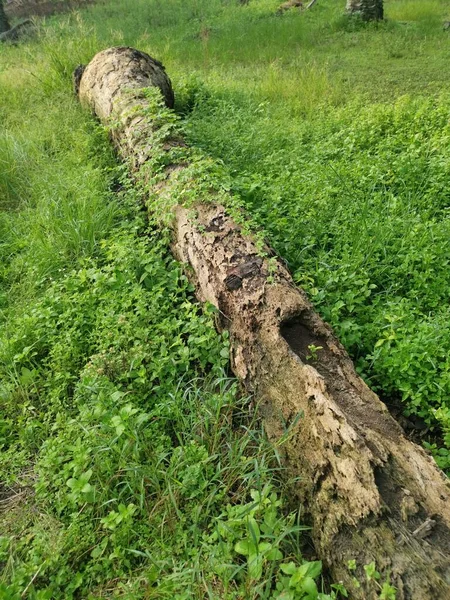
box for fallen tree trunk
[76,47,450,599]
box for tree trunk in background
[76,47,450,600]
[0,1,10,33]
[347,0,383,21]
[0,19,33,43]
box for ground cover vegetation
[0,0,449,597]
[0,35,334,600]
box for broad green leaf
[257,542,272,554]
[291,562,310,585]
[266,547,283,561]
[305,560,323,579]
[247,517,260,545]
[301,576,318,596]
[235,540,251,556]
[248,553,263,581]
[280,562,297,575]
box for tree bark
[76,47,450,600]
[347,0,383,21]
[0,0,10,34]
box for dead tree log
[76,47,450,600]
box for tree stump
[76,47,450,600]
[347,0,384,21]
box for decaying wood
[76,47,450,599]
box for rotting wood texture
[76,47,450,599]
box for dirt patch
[5,0,95,19]
[0,472,34,517]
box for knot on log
[225,273,242,291]
[205,214,226,232]
[225,258,263,291]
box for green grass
[0,4,341,598]
[1,0,450,596]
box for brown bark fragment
[77,47,450,600]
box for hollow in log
[76,47,450,599]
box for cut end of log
[76,47,174,120]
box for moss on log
[76,47,450,599]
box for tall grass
[0,134,31,211]
[386,0,448,23]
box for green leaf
[235,540,251,556]
[257,542,272,554]
[305,560,322,579]
[266,547,283,561]
[80,469,93,483]
[331,582,349,597]
[364,561,380,581]
[291,563,310,586]
[247,517,260,545]
[280,562,297,575]
[301,576,318,596]
[379,581,397,600]
[248,553,263,581]
[111,416,125,437]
